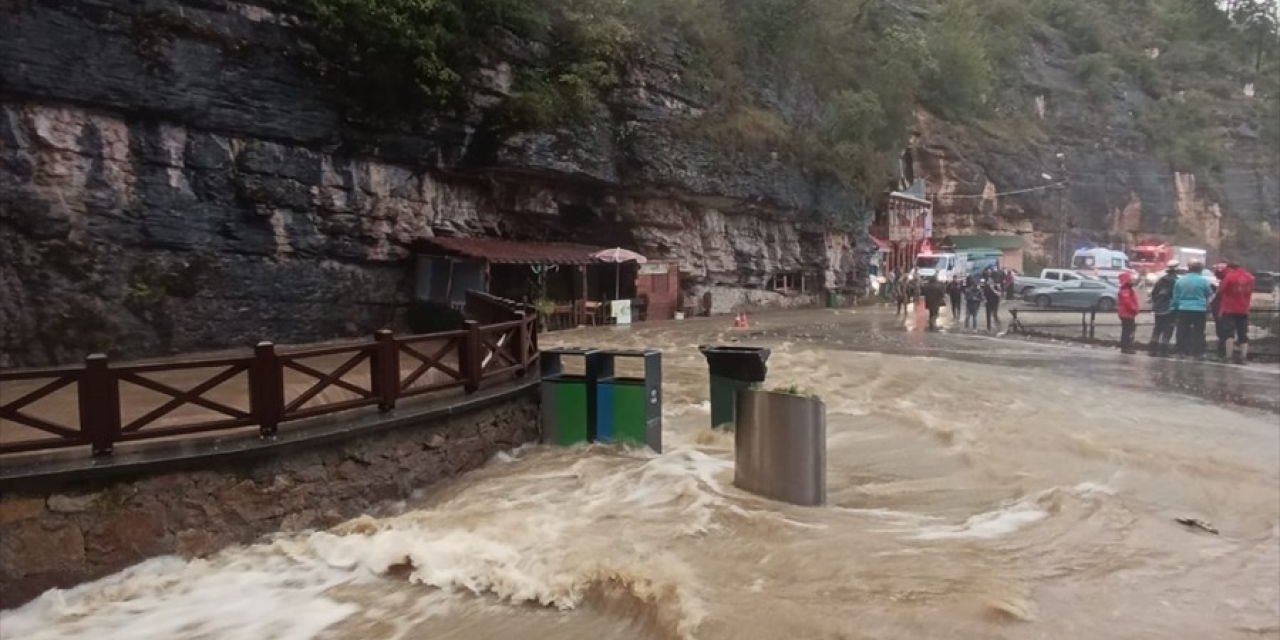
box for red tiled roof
[416,237,607,265]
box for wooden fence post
[79,353,120,456]
[250,341,283,437]
[460,320,482,393]
[372,329,399,411]
[528,310,539,357]
[514,311,529,375]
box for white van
[1071,248,1133,283]
[915,253,969,282]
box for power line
[935,181,1068,199]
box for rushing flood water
[5,308,1279,639]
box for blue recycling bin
[594,350,662,452]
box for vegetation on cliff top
[298,0,1278,198]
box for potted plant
[532,298,557,331]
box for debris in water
[1175,517,1220,535]
[984,593,1039,622]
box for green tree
[1157,0,1232,42]
[923,1,993,119]
[1225,0,1280,71]
[299,0,545,113]
[1032,0,1108,53]
[1075,52,1117,102]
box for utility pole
[1056,152,1068,266]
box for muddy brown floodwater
[4,308,1278,639]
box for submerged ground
[4,307,1278,639]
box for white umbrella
[590,247,648,300]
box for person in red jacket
[1217,262,1256,363]
[1211,264,1230,358]
[1117,271,1140,354]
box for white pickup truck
[1012,269,1097,297]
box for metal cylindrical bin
[540,348,604,446]
[699,346,770,429]
[594,350,662,452]
[734,389,826,506]
[826,290,839,308]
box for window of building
[771,272,818,293]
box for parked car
[1013,269,1098,297]
[1252,271,1278,296]
[1027,279,1119,311]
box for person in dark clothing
[946,278,964,321]
[981,278,1002,331]
[1147,261,1179,356]
[963,277,983,329]
[894,275,910,316]
[922,277,947,330]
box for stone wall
[0,388,539,608]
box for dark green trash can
[595,350,662,452]
[698,345,771,429]
[540,348,605,446]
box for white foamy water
[4,309,1279,639]
[3,552,358,640]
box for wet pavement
[731,307,1280,414]
[4,307,1278,640]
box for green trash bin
[540,348,605,446]
[826,290,840,308]
[698,346,771,429]
[595,350,662,452]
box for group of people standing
[882,268,1011,332]
[1117,259,1255,362]
[881,260,1257,362]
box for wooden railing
[0,313,539,458]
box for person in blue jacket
[1171,261,1214,359]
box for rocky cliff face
[4,0,1274,367]
[908,31,1278,265]
[0,0,861,366]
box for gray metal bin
[734,388,826,506]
